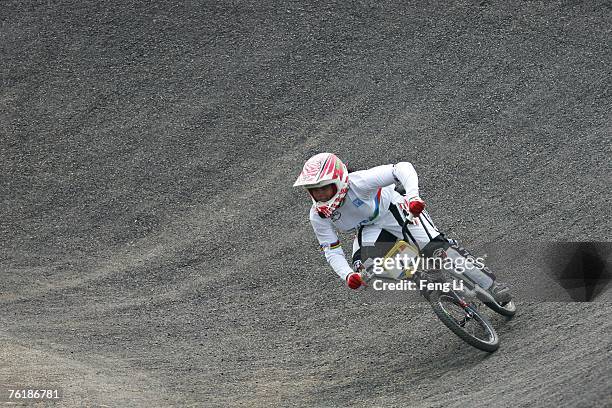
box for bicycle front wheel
[428,291,500,352]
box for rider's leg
[388,204,512,303]
[351,226,399,271]
[432,239,512,303]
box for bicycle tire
[428,290,500,352]
[483,299,517,317]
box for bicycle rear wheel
[428,290,500,352]
[484,299,517,317]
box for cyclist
[293,152,511,304]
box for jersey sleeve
[349,162,420,198]
[392,162,420,198]
[309,208,353,281]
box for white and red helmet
[293,153,349,217]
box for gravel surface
[1,1,610,406]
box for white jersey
[308,162,425,280]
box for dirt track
[1,1,611,406]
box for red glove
[407,196,425,217]
[346,272,364,289]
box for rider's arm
[350,162,420,198]
[393,162,420,198]
[309,209,353,280]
